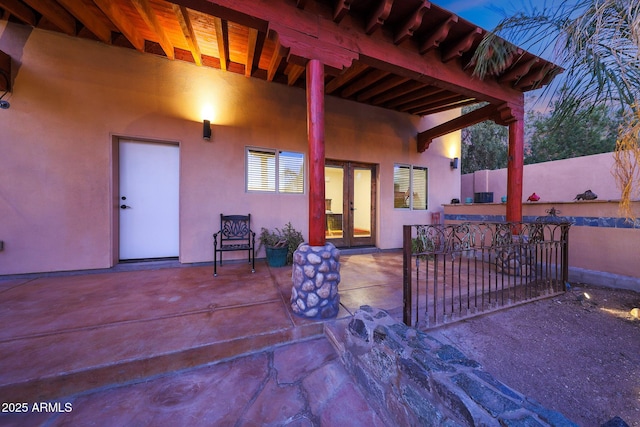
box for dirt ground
[433,283,640,427]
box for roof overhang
[0,0,562,117]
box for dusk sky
[435,0,559,63]
[435,0,548,31]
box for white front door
[119,140,179,260]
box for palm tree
[471,0,640,218]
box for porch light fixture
[203,119,212,141]
[450,157,458,170]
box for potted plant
[258,222,304,267]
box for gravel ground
[433,283,640,427]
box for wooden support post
[307,59,326,246]
[506,114,524,222]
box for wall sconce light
[203,119,212,141]
[450,157,459,170]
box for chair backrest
[220,214,252,241]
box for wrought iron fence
[402,221,570,328]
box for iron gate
[402,221,570,328]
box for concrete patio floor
[1,251,638,426]
[0,251,402,426]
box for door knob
[120,204,131,209]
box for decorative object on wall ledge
[575,189,598,201]
[474,192,493,203]
[203,119,211,141]
[450,157,458,169]
[527,192,540,202]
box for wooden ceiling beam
[465,42,521,73]
[269,22,357,71]
[365,0,393,35]
[357,75,409,102]
[324,61,368,94]
[267,33,288,81]
[370,80,429,105]
[394,0,430,45]
[93,0,145,52]
[536,66,562,87]
[514,65,551,90]
[420,15,457,54]
[56,0,113,44]
[407,94,469,114]
[499,58,539,84]
[172,4,202,66]
[384,86,444,108]
[398,91,460,112]
[0,0,37,26]
[417,103,501,152]
[213,16,228,70]
[245,27,258,76]
[341,69,389,98]
[441,27,482,63]
[131,0,175,59]
[413,98,477,116]
[285,63,305,86]
[21,0,76,35]
[333,0,352,23]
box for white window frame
[393,163,428,210]
[246,147,305,194]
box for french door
[324,160,376,248]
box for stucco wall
[461,152,623,203]
[0,23,460,275]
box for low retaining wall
[327,306,578,426]
[443,201,640,289]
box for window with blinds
[393,164,428,210]
[278,151,304,193]
[394,165,410,208]
[246,148,304,194]
[412,166,428,210]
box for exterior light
[203,119,211,141]
[450,157,458,169]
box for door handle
[120,204,131,209]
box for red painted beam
[307,59,326,246]
[506,110,524,223]
[417,103,501,152]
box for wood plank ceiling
[0,0,561,117]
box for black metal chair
[213,214,256,276]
